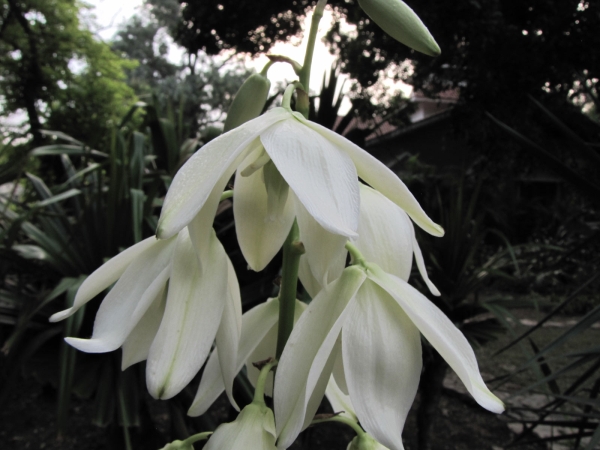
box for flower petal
[49,236,160,322]
[325,374,357,422]
[274,266,366,449]
[295,196,347,288]
[246,300,308,397]
[234,151,295,271]
[216,256,243,410]
[298,117,444,237]
[65,239,176,353]
[367,264,505,414]
[355,184,413,280]
[121,282,167,370]
[343,279,422,450]
[146,229,228,399]
[204,403,277,450]
[261,117,359,238]
[188,299,280,416]
[298,256,320,298]
[409,218,441,296]
[157,107,291,239]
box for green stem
[276,220,304,359]
[311,415,366,437]
[299,0,328,106]
[253,359,278,404]
[260,60,274,76]
[220,190,233,201]
[274,0,326,361]
[345,241,368,269]
[181,432,213,447]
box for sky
[85,0,351,105]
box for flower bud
[224,72,271,132]
[204,402,277,450]
[347,434,390,450]
[357,0,441,56]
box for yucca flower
[299,183,440,298]
[274,264,504,450]
[155,107,443,276]
[188,298,306,416]
[50,229,242,402]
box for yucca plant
[0,102,195,448]
[488,97,600,449]
[411,176,522,450]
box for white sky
[85,0,351,107]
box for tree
[0,0,137,147]
[112,4,253,139]
[159,0,599,126]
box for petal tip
[49,309,71,323]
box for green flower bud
[224,72,271,132]
[357,0,441,56]
[347,434,390,450]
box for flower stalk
[276,220,304,359]
[275,0,327,360]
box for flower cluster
[50,1,505,449]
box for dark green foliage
[0,0,137,147]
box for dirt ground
[1,308,596,450]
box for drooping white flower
[188,298,306,417]
[50,229,242,403]
[274,264,504,450]
[156,107,443,274]
[299,183,440,299]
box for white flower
[204,402,277,450]
[299,183,440,298]
[50,229,242,402]
[188,298,306,417]
[274,263,504,450]
[156,107,443,274]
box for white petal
[216,256,243,410]
[298,255,321,298]
[331,338,349,395]
[186,169,233,261]
[188,299,280,416]
[355,184,413,280]
[367,264,505,414]
[343,280,422,450]
[325,375,357,421]
[234,150,294,271]
[146,229,228,399]
[409,218,441,296]
[274,266,366,449]
[261,118,359,238]
[65,239,176,353]
[245,300,307,397]
[204,403,277,450]
[295,197,348,288]
[121,282,168,370]
[49,236,159,322]
[157,108,291,239]
[298,117,444,237]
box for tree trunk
[416,350,448,450]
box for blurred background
[0,1,599,449]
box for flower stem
[345,241,368,269]
[253,358,278,404]
[311,414,366,437]
[181,431,213,447]
[298,0,328,117]
[276,220,304,359]
[220,190,233,201]
[274,0,327,360]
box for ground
[1,308,597,450]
